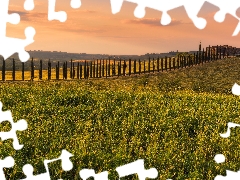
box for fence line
[0,45,236,81]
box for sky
[7,0,240,55]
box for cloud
[8,10,28,17]
[122,18,183,26]
[8,10,47,22]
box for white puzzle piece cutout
[79,169,108,180]
[0,102,28,150]
[0,0,35,62]
[0,156,14,180]
[116,159,158,180]
[21,149,73,180]
[109,0,240,35]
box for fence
[0,45,234,81]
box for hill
[0,57,240,179]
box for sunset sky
[7,0,240,55]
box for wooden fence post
[12,58,15,81]
[129,59,131,76]
[22,62,24,81]
[31,58,34,80]
[177,56,179,69]
[173,57,175,70]
[134,60,136,74]
[201,48,204,63]
[139,59,141,75]
[56,64,58,80]
[112,63,114,77]
[99,59,101,78]
[70,59,72,79]
[165,56,168,71]
[62,62,65,79]
[183,56,186,68]
[39,60,42,80]
[169,57,171,71]
[144,60,146,73]
[161,58,163,72]
[48,59,51,80]
[93,61,95,78]
[90,62,92,78]
[219,46,222,59]
[73,63,75,79]
[153,58,155,73]
[102,59,105,77]
[2,59,5,81]
[123,60,126,76]
[104,60,106,78]
[77,62,80,79]
[157,57,159,72]
[105,59,107,77]
[148,57,150,73]
[119,59,122,76]
[65,61,68,79]
[117,62,120,77]
[189,55,192,67]
[57,61,60,80]
[113,59,116,76]
[96,59,98,78]
[104,59,106,77]
[193,53,196,65]
[85,62,87,79]
[80,64,82,79]
[87,62,89,79]
[108,58,111,77]
[208,45,211,61]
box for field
[1,58,240,179]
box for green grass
[0,58,240,179]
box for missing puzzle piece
[110,0,207,29]
[0,0,36,62]
[0,102,28,150]
[0,27,36,62]
[110,0,240,35]
[21,150,73,180]
[0,156,14,180]
[48,0,82,22]
[206,0,240,36]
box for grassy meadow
[1,58,240,179]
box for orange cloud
[121,18,185,26]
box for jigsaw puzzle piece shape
[206,0,240,22]
[110,0,124,14]
[21,150,73,180]
[219,122,240,138]
[116,159,158,180]
[206,0,240,36]
[0,27,35,62]
[48,0,81,22]
[0,0,36,62]
[43,149,74,171]
[21,164,50,180]
[109,0,206,27]
[0,0,20,37]
[0,102,28,150]
[214,170,240,179]
[79,169,108,180]
[48,0,67,22]
[0,156,14,180]
[182,0,207,29]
